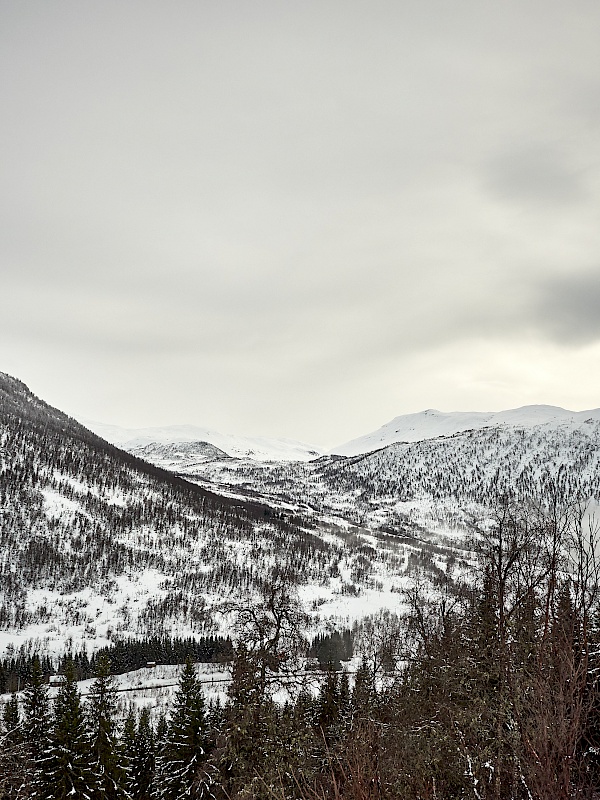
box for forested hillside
[3,372,600,797]
[0,373,419,651]
[132,419,600,535]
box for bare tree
[220,571,310,699]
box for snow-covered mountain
[93,403,600,545]
[0,373,420,656]
[81,420,324,462]
[331,405,600,455]
[133,412,600,541]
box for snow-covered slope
[5,373,598,659]
[0,373,420,656]
[331,405,600,456]
[138,415,600,544]
[81,420,324,462]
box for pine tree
[87,654,126,799]
[158,658,207,800]
[38,659,99,800]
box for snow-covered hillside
[0,373,427,657]
[3,372,598,660]
[134,416,600,545]
[81,420,324,462]
[331,405,600,455]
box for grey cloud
[484,145,587,207]
[534,272,600,344]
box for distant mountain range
[81,420,325,462]
[125,414,600,537]
[84,404,600,461]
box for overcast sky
[2,1,600,447]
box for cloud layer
[1,1,599,445]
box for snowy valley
[1,370,598,662]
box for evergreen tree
[158,658,207,800]
[155,712,168,744]
[316,665,339,736]
[127,708,155,800]
[38,659,99,800]
[2,692,22,746]
[351,658,375,721]
[213,645,274,798]
[206,698,224,735]
[0,693,27,800]
[22,657,51,745]
[87,654,126,799]
[22,657,52,800]
[338,671,351,721]
[120,706,137,795]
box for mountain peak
[331,404,600,456]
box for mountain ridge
[83,403,600,462]
[81,419,325,462]
[330,404,600,456]
[0,372,416,655]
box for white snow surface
[0,663,232,721]
[80,420,324,462]
[331,405,600,456]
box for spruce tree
[2,692,22,745]
[316,664,339,735]
[155,712,168,747]
[0,692,27,800]
[38,659,99,800]
[158,658,207,800]
[87,654,126,799]
[338,671,351,730]
[351,658,375,720]
[22,657,51,744]
[22,657,52,800]
[121,706,137,795]
[125,707,155,800]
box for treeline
[308,629,353,669]
[0,635,233,693]
[93,635,234,676]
